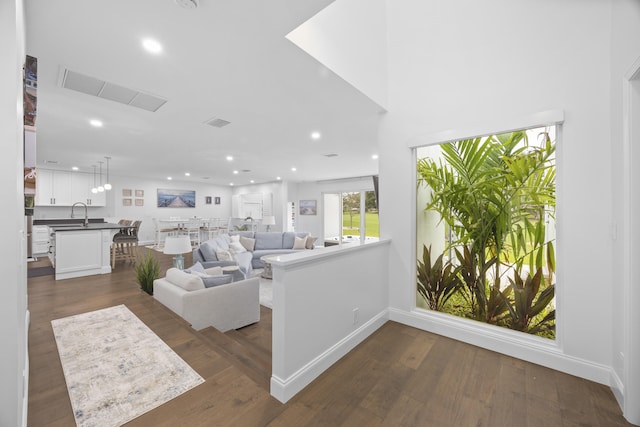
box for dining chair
[153,217,179,248]
[183,219,202,247]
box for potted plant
[135,250,160,295]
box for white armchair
[153,267,260,332]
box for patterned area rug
[51,305,204,427]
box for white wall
[270,240,390,402]
[381,0,615,383]
[609,0,640,422]
[232,182,283,230]
[35,174,233,244]
[0,0,27,425]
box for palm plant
[417,130,556,336]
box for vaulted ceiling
[25,0,383,186]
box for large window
[416,127,556,339]
[324,190,379,245]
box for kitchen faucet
[71,202,89,227]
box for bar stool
[111,220,140,268]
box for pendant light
[97,161,105,192]
[91,165,98,194]
[104,156,112,190]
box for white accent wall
[1,0,28,425]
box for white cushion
[204,266,223,276]
[165,268,205,291]
[216,249,234,261]
[293,236,306,249]
[230,234,240,243]
[229,241,247,254]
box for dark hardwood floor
[27,247,633,426]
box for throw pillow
[202,274,233,288]
[305,236,318,249]
[216,249,234,261]
[229,241,247,254]
[239,235,256,251]
[230,234,240,243]
[293,236,306,249]
[199,242,218,262]
[190,261,206,273]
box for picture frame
[135,199,144,207]
[122,198,132,206]
[205,196,212,205]
[122,189,132,197]
[299,199,317,215]
[157,188,196,208]
[135,189,144,198]
[215,196,221,205]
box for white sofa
[153,267,260,332]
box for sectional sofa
[192,231,316,276]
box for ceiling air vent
[324,153,339,158]
[204,117,231,128]
[60,68,167,112]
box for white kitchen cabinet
[54,229,112,280]
[35,169,73,206]
[72,172,105,206]
[32,225,50,255]
[36,169,105,206]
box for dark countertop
[49,223,125,232]
[34,218,106,226]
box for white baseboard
[388,307,612,386]
[270,308,389,403]
[610,370,624,410]
[22,309,29,427]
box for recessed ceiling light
[90,119,103,127]
[250,180,255,184]
[229,183,234,186]
[233,170,239,174]
[276,176,281,180]
[311,131,321,140]
[226,156,233,161]
[185,172,190,176]
[71,166,79,171]
[167,177,172,180]
[291,167,297,172]
[142,38,163,54]
[372,154,379,160]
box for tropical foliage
[416,129,556,338]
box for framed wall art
[299,199,317,215]
[157,188,196,208]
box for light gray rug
[51,304,204,427]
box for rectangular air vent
[60,68,167,112]
[204,117,231,128]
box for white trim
[407,109,565,148]
[22,309,29,427]
[270,308,388,403]
[621,56,640,425]
[389,307,612,385]
[610,369,624,410]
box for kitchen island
[47,222,130,280]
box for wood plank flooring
[27,247,633,426]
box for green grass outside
[342,212,379,237]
